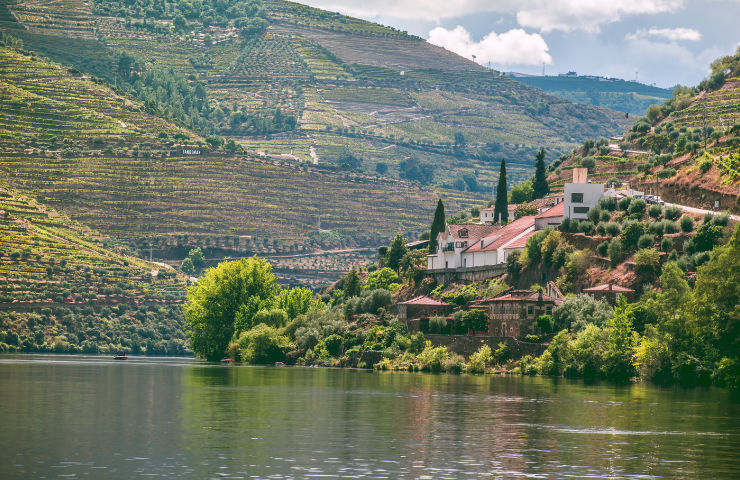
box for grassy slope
[0,187,189,354]
[4,0,631,191]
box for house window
[546,306,552,315]
[571,192,584,203]
[527,305,534,315]
[459,229,469,238]
[573,206,590,214]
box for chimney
[573,167,588,183]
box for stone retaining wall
[425,334,547,358]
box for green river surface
[0,354,738,479]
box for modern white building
[563,168,604,220]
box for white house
[535,202,564,230]
[427,224,501,269]
[427,217,535,269]
[564,168,604,220]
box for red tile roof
[398,295,451,306]
[445,224,501,242]
[583,283,635,293]
[535,201,565,219]
[463,216,535,253]
[472,289,562,305]
[504,229,537,249]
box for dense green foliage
[429,199,446,252]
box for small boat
[274,362,286,367]
[113,353,128,360]
[220,357,233,363]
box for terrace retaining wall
[425,334,547,358]
[423,264,506,284]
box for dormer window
[459,228,468,238]
[480,240,484,248]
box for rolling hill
[508,73,673,116]
[1,0,631,193]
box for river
[0,354,738,479]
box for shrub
[663,220,679,234]
[461,309,489,334]
[597,240,609,256]
[711,213,730,227]
[621,221,647,249]
[600,210,611,222]
[699,159,712,173]
[237,324,295,364]
[628,198,647,216]
[638,234,654,249]
[417,341,449,372]
[553,295,614,332]
[680,215,694,232]
[596,222,607,235]
[581,157,596,170]
[559,217,571,231]
[657,168,677,178]
[466,345,492,374]
[578,221,594,234]
[634,248,661,276]
[364,267,399,291]
[443,354,466,374]
[428,315,447,334]
[598,196,617,211]
[663,206,681,220]
[618,197,632,211]
[648,204,662,218]
[537,314,555,334]
[606,222,621,237]
[660,237,673,252]
[608,238,623,267]
[493,341,509,363]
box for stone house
[470,289,563,338]
[582,283,635,305]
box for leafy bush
[638,233,654,249]
[428,315,447,334]
[663,206,682,221]
[466,344,492,373]
[364,267,399,291]
[660,237,674,252]
[628,198,647,216]
[237,324,295,364]
[699,159,713,173]
[634,248,661,276]
[618,197,632,211]
[648,204,662,218]
[598,196,617,211]
[657,168,677,178]
[553,294,614,332]
[606,222,621,237]
[597,240,609,256]
[680,215,694,232]
[416,341,449,372]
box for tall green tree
[184,256,279,361]
[429,199,446,252]
[494,159,508,223]
[343,267,361,299]
[533,148,549,199]
[387,234,408,272]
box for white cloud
[626,27,702,42]
[298,0,687,32]
[428,26,552,66]
[516,0,686,33]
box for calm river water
[0,354,738,479]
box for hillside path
[664,201,740,221]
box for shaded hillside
[509,73,672,115]
[546,48,740,213]
[2,0,630,192]
[0,187,189,354]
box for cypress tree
[343,267,361,299]
[494,159,508,224]
[429,199,446,252]
[533,148,549,199]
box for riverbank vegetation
[183,221,739,388]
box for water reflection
[0,355,738,479]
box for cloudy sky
[297,0,739,87]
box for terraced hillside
[0,44,482,280]
[2,0,631,192]
[546,48,740,213]
[0,187,189,354]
